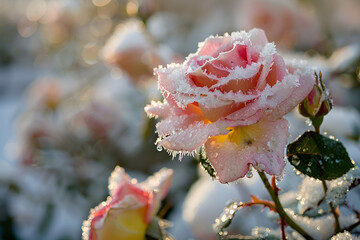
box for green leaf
[287,131,354,180]
[146,217,174,240]
[199,148,216,178]
[146,217,163,240]
[213,201,239,236]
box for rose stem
[271,176,286,240]
[258,171,314,240]
[321,180,341,232]
[313,119,341,233]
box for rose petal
[108,167,149,204]
[145,101,172,119]
[140,168,174,222]
[158,121,221,152]
[267,59,315,120]
[212,44,248,69]
[220,109,265,127]
[266,53,287,87]
[199,101,238,122]
[156,114,204,137]
[197,35,232,57]
[225,72,299,121]
[247,28,269,48]
[205,118,288,183]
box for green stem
[321,180,341,232]
[310,116,323,133]
[258,171,314,240]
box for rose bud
[299,72,332,118]
[82,166,173,240]
[102,19,165,83]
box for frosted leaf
[297,177,324,214]
[330,231,360,240]
[326,167,360,206]
[212,200,239,235]
[251,227,281,240]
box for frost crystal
[326,167,360,206]
[297,177,324,214]
[285,208,358,240]
[330,231,360,240]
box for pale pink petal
[145,101,172,119]
[247,28,269,48]
[212,44,248,69]
[188,67,219,88]
[156,114,204,137]
[199,102,238,122]
[158,121,222,152]
[140,168,174,222]
[108,166,131,197]
[255,47,275,91]
[145,95,188,119]
[225,72,299,121]
[267,59,315,120]
[198,36,233,57]
[265,54,287,87]
[205,119,288,183]
[220,109,265,127]
[108,166,149,205]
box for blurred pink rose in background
[82,166,173,240]
[102,19,175,84]
[146,28,314,183]
[236,0,324,50]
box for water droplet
[246,171,253,178]
[305,119,312,126]
[246,165,253,178]
[292,157,300,166]
[156,145,163,151]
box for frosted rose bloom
[82,166,173,240]
[145,29,314,183]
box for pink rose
[236,0,324,49]
[82,166,173,240]
[102,19,172,83]
[145,29,314,183]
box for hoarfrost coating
[145,28,315,183]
